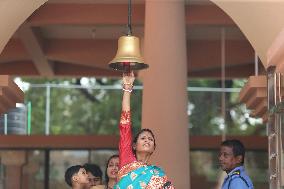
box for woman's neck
[136,152,151,164]
[107,178,116,189]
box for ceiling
[0,0,264,78]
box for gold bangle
[122,83,133,86]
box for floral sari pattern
[116,111,174,189]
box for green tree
[188,79,265,135]
[21,77,142,135]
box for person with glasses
[219,139,254,189]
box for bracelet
[122,88,133,93]
[122,83,133,86]
[122,83,133,92]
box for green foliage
[189,90,222,135]
[21,77,265,136]
[188,79,265,135]
[22,77,142,135]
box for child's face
[73,168,89,185]
[87,172,102,187]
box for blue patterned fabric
[114,165,166,189]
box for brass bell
[109,35,149,72]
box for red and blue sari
[114,111,174,189]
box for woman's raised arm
[119,72,136,168]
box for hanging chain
[127,0,132,35]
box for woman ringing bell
[114,71,175,189]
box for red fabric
[119,111,136,169]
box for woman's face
[135,131,155,154]
[107,157,119,180]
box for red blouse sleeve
[119,111,136,169]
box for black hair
[221,139,245,164]
[64,165,84,187]
[83,163,103,178]
[132,128,156,156]
[105,154,119,186]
